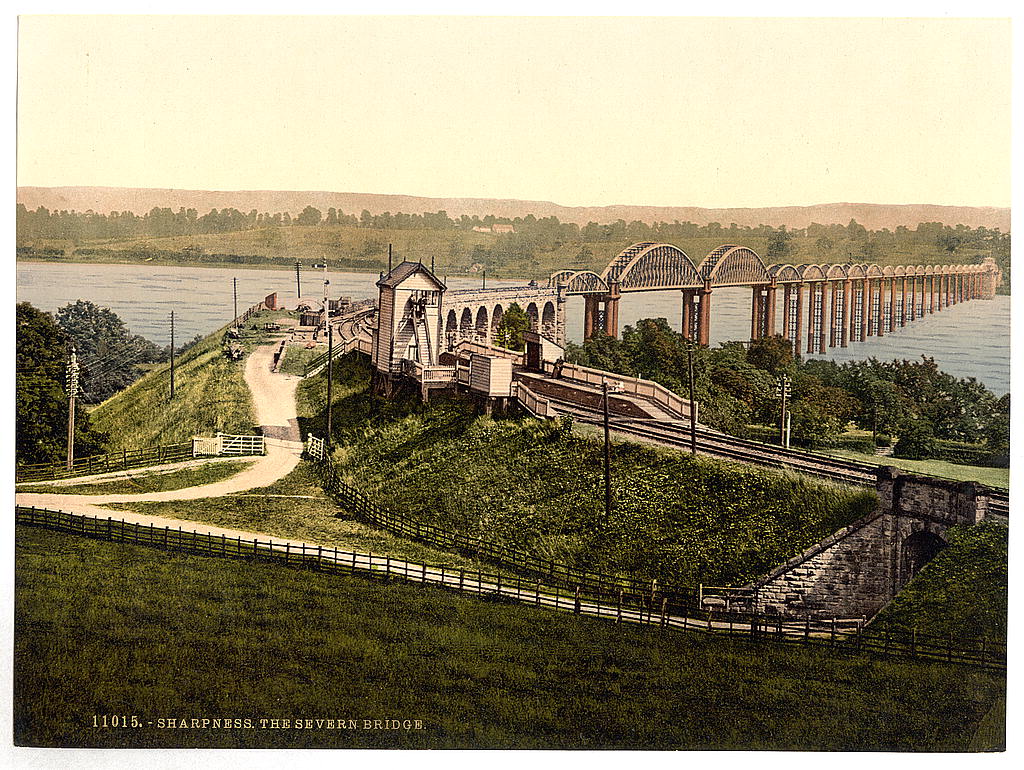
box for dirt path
[15,342,305,514]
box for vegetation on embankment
[821,449,1009,489]
[15,458,255,495]
[299,355,877,588]
[14,525,1004,750]
[872,522,1008,642]
[89,310,287,451]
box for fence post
[574,586,581,615]
[422,563,427,585]
[536,581,542,607]
[107,517,112,541]
[616,590,622,624]
[459,569,464,592]
[830,617,836,647]
[660,597,668,629]
[285,542,290,565]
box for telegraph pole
[776,374,791,448]
[169,311,176,399]
[295,260,302,299]
[602,380,613,523]
[686,344,697,455]
[66,347,79,470]
[326,324,334,455]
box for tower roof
[376,260,446,290]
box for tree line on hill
[565,319,1009,466]
[16,202,1009,258]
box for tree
[296,206,322,226]
[790,401,842,448]
[494,303,529,350]
[893,419,939,460]
[55,300,163,402]
[16,303,107,465]
[766,227,793,260]
[746,334,795,376]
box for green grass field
[14,524,1005,750]
[822,449,1009,489]
[277,343,323,376]
[108,462,523,577]
[15,458,255,495]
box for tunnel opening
[902,530,947,579]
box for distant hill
[16,186,1011,232]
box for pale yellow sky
[16,15,1011,208]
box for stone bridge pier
[750,467,995,619]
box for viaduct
[437,241,1002,355]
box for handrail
[515,381,554,419]
[558,362,697,421]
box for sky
[16,15,1012,209]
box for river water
[16,262,1010,395]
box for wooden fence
[18,434,266,483]
[15,505,1004,671]
[514,381,555,419]
[17,443,194,482]
[308,455,1008,672]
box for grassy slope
[822,449,1009,490]
[14,525,1004,750]
[15,458,255,495]
[89,311,287,451]
[113,462,523,576]
[299,355,877,588]
[871,521,1009,641]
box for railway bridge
[550,242,1003,351]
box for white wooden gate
[191,433,265,457]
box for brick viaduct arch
[443,286,566,350]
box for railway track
[544,395,1009,517]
